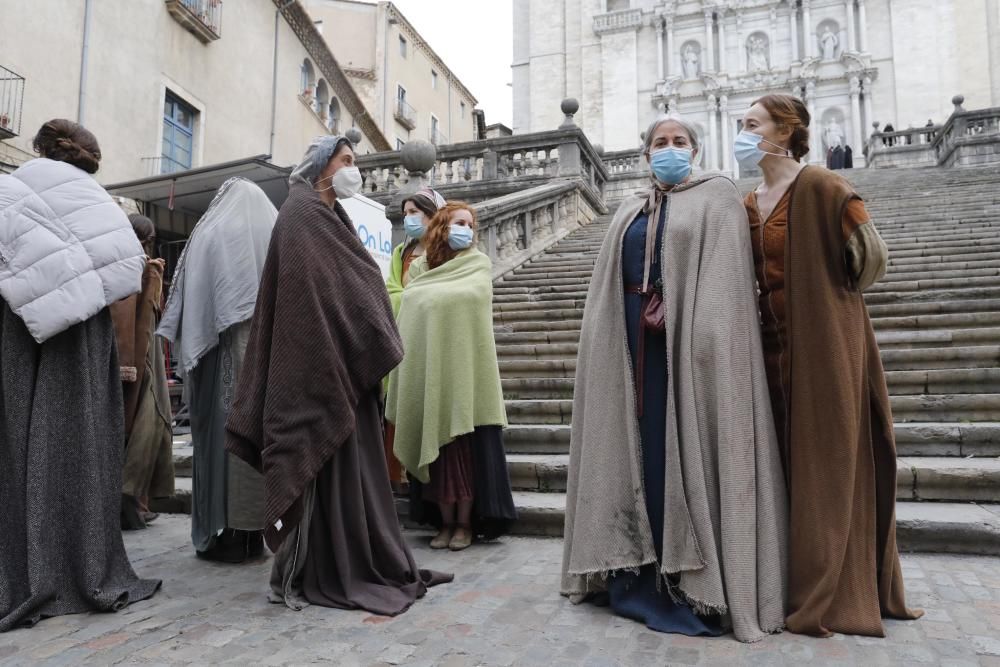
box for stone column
[849,76,863,150]
[717,10,728,71]
[667,17,678,77]
[846,0,856,52]
[769,6,778,67]
[656,17,665,81]
[737,12,746,72]
[707,94,719,170]
[789,0,799,62]
[857,0,868,52]
[862,75,874,132]
[803,0,814,58]
[720,94,732,174]
[704,9,716,72]
[805,81,820,162]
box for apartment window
[399,35,407,58]
[162,91,196,174]
[300,59,315,97]
[431,70,438,90]
[460,101,466,119]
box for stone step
[494,330,581,345]
[866,286,1000,305]
[867,297,1000,319]
[493,290,589,304]
[889,250,1000,267]
[493,307,584,324]
[494,319,583,333]
[876,326,1000,349]
[503,491,1000,554]
[884,230,1000,247]
[895,422,1000,457]
[869,275,1000,294]
[503,377,575,399]
[891,393,1000,422]
[495,276,592,289]
[881,267,1000,284]
[885,257,1000,275]
[496,342,578,360]
[504,424,571,453]
[886,367,1000,394]
[494,298,586,313]
[506,399,573,425]
[498,358,577,378]
[880,345,1000,370]
[887,239,1000,256]
[872,310,1000,332]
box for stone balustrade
[867,96,1000,169]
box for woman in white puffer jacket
[0,119,161,632]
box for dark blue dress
[604,208,723,637]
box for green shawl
[386,248,507,482]
[386,242,410,318]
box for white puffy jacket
[0,158,145,343]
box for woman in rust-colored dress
[737,94,922,638]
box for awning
[105,155,292,217]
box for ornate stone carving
[682,42,701,79]
[819,22,841,60]
[747,33,770,71]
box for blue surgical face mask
[649,147,693,184]
[734,130,792,169]
[403,213,425,239]
[448,224,474,251]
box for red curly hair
[424,201,478,269]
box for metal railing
[166,0,222,42]
[143,155,190,176]
[180,0,222,34]
[0,65,25,139]
[394,98,417,130]
[430,128,448,146]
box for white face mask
[316,165,363,199]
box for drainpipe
[77,0,93,125]
[270,0,296,157]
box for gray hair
[288,135,353,186]
[641,114,701,155]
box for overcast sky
[390,0,514,127]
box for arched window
[315,80,330,119]
[328,97,341,134]
[300,59,315,97]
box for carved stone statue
[823,118,846,149]
[682,45,700,79]
[820,26,839,60]
[747,36,769,71]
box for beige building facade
[513,0,1000,171]
[303,0,480,149]
[0,0,390,184]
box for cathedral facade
[512,0,1000,173]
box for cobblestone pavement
[2,516,1000,666]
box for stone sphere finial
[560,98,580,128]
[345,127,363,145]
[401,139,436,174]
[952,94,966,111]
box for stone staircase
[164,165,1000,555]
[491,165,1000,554]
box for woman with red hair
[387,202,517,552]
[738,93,922,637]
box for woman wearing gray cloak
[560,116,789,642]
[158,178,277,563]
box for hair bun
[32,119,102,174]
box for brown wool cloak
[784,166,921,637]
[225,184,404,551]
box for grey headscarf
[288,135,352,186]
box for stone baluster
[803,0,814,58]
[717,9,728,72]
[857,0,868,52]
[707,94,719,171]
[846,0,856,52]
[850,75,863,151]
[720,94,732,174]
[789,0,799,62]
[703,9,715,72]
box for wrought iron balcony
[165,0,222,43]
[0,66,25,140]
[394,98,417,131]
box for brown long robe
[761,165,921,637]
[111,259,174,500]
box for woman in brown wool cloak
[737,94,923,637]
[225,135,451,617]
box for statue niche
[817,20,841,60]
[681,41,701,80]
[746,32,770,71]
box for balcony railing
[0,65,25,140]
[394,98,417,131]
[430,128,448,146]
[166,0,222,43]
